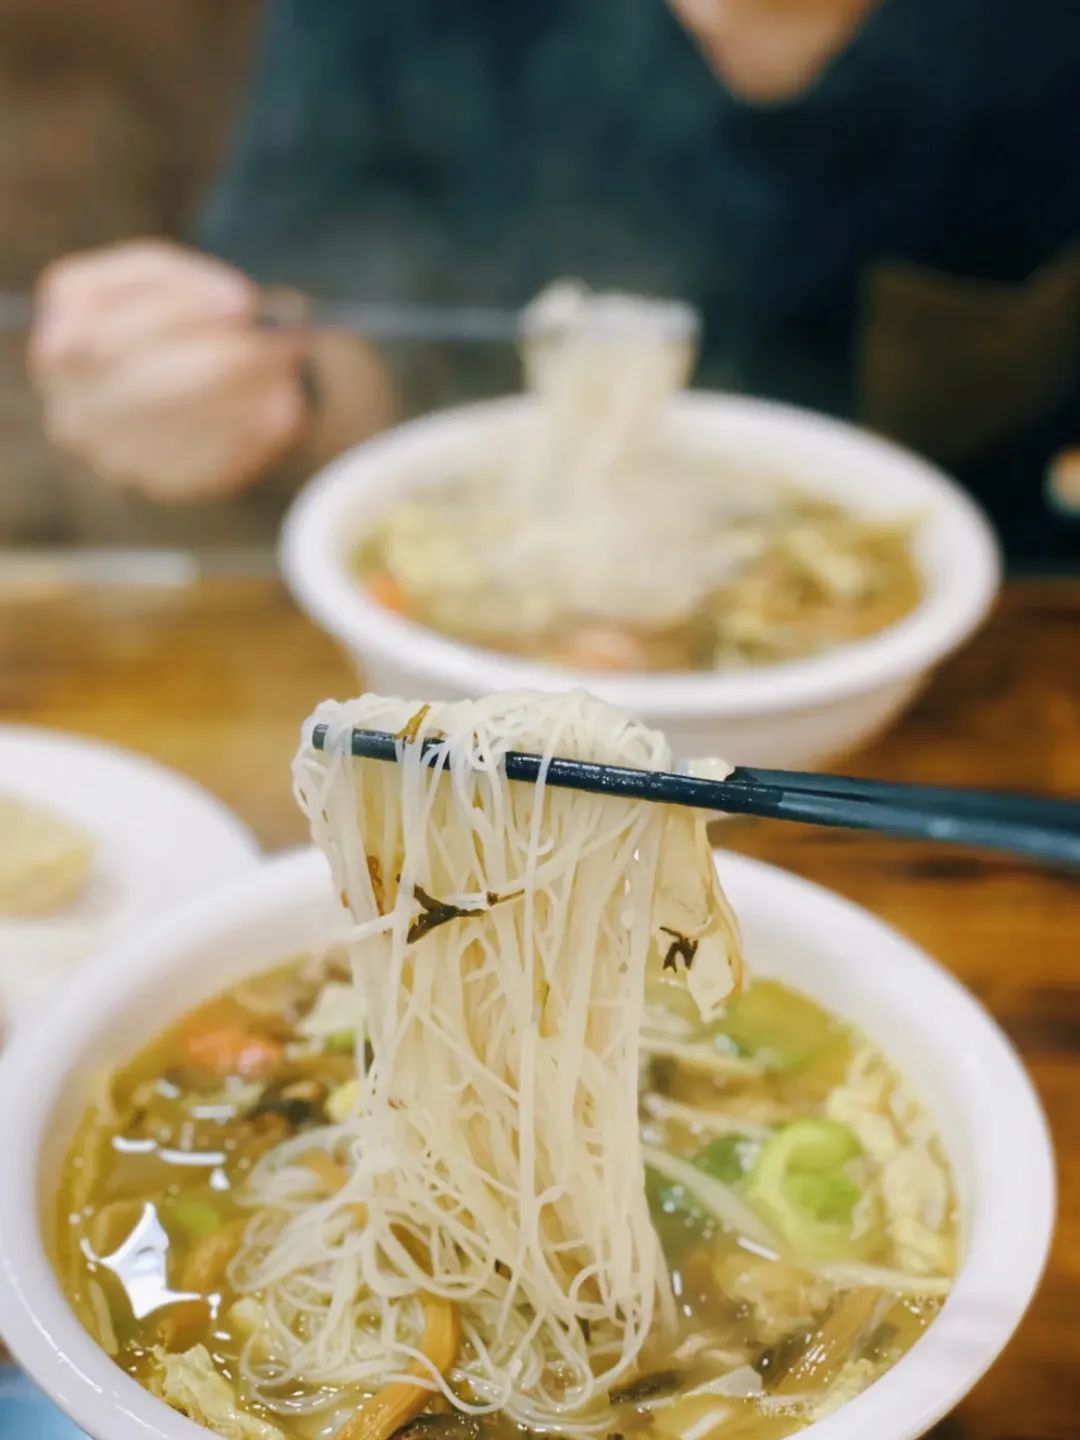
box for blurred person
[26,0,1080,559]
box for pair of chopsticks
[310,725,1080,868]
[0,289,520,345]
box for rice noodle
[502,282,701,624]
[378,282,710,636]
[233,690,742,1429]
[368,279,920,670]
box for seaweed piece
[395,705,431,744]
[247,1078,326,1131]
[407,885,485,944]
[659,926,698,974]
[367,855,385,914]
[755,1330,810,1390]
[390,1416,483,1440]
[485,888,523,907]
[609,1371,682,1406]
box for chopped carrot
[366,570,411,616]
[181,1025,282,1079]
[546,626,647,673]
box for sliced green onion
[745,1118,871,1260]
[786,1169,861,1223]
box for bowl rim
[280,392,1001,718]
[0,846,1054,1440]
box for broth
[57,961,955,1440]
[355,473,921,674]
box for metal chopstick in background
[0,289,520,344]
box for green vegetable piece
[717,980,837,1069]
[745,1118,871,1260]
[167,1196,223,1240]
[324,1029,356,1054]
[786,1170,861,1223]
[693,1134,754,1185]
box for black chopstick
[308,724,1080,868]
[0,289,520,344]
[256,289,518,343]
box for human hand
[669,0,878,102]
[1047,447,1080,516]
[29,239,308,503]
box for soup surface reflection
[58,957,955,1440]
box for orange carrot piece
[182,1026,282,1079]
[366,570,410,616]
[546,625,647,673]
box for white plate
[0,726,259,1030]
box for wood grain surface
[0,573,1077,1438]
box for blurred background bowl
[282,393,1000,766]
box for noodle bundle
[364,282,921,671]
[234,691,741,1429]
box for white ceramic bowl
[0,847,1053,1440]
[282,394,1000,765]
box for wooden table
[1,573,1077,1439]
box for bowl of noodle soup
[0,711,1051,1440]
[282,287,999,767]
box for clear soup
[58,961,955,1440]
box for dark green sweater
[200,0,1080,562]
